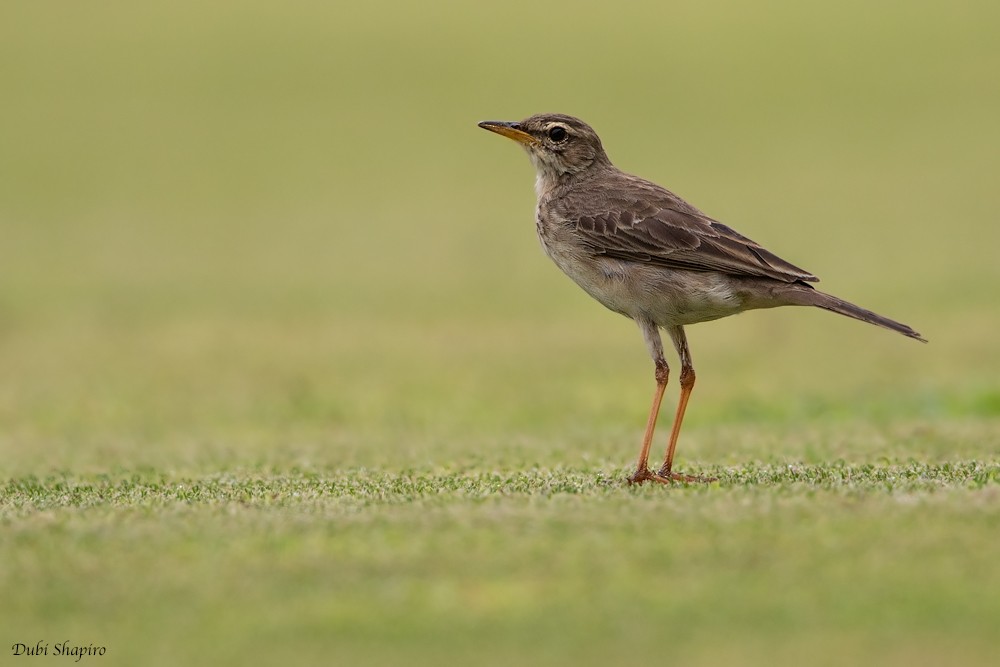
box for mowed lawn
[1,1,999,665]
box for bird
[478,113,925,485]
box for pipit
[479,113,925,485]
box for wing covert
[566,184,817,283]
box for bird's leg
[628,319,671,485]
[657,326,715,483]
[628,360,669,484]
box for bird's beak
[478,120,538,146]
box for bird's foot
[627,468,674,485]
[655,466,717,484]
[629,467,716,485]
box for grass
[4,461,999,666]
[2,0,999,665]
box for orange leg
[657,326,715,483]
[628,318,671,485]
[628,361,668,484]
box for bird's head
[478,113,611,186]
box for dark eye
[548,126,568,142]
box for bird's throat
[529,156,563,199]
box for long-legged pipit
[479,113,925,485]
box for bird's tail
[783,285,927,342]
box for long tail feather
[785,286,927,342]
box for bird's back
[544,168,818,286]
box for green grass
[2,0,999,665]
[4,461,999,666]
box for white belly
[537,216,744,327]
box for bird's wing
[567,179,818,283]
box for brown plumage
[479,113,925,484]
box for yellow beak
[478,120,538,146]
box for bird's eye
[548,126,568,142]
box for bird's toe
[655,467,717,484]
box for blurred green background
[2,1,998,665]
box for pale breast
[536,207,745,327]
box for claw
[656,467,717,483]
[628,468,707,485]
[628,468,662,485]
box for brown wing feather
[561,175,817,284]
